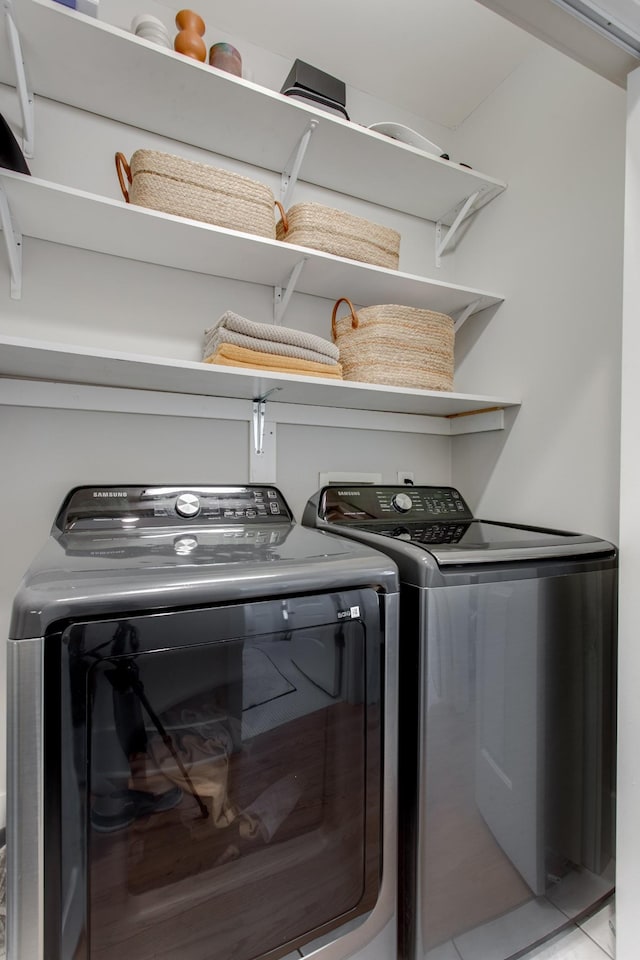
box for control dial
[175,493,201,518]
[392,527,412,540]
[174,535,198,554]
[392,492,413,513]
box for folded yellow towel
[205,343,343,379]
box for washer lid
[365,518,616,565]
[10,485,400,640]
[309,485,615,567]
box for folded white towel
[203,327,340,365]
[205,311,339,361]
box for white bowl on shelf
[131,13,168,33]
[135,29,171,47]
[138,36,172,49]
[367,122,443,156]
[133,21,171,48]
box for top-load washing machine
[7,484,399,960]
[303,484,617,960]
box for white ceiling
[151,0,539,128]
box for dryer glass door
[44,590,382,960]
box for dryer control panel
[55,485,294,532]
[318,485,473,524]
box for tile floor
[521,896,615,959]
[287,895,616,960]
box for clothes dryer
[303,485,617,960]
[7,485,399,960]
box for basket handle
[115,152,132,203]
[274,200,289,233]
[331,297,359,339]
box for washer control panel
[55,485,294,531]
[319,485,473,524]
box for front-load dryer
[7,484,399,960]
[303,484,617,960]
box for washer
[7,485,399,960]
[303,484,617,960]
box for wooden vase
[174,9,206,62]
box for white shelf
[0,335,520,420]
[0,170,504,316]
[0,1,517,439]
[0,0,506,224]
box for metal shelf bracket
[0,181,22,299]
[3,0,35,158]
[435,190,480,267]
[280,118,319,208]
[252,399,267,455]
[250,389,281,482]
[273,257,307,324]
[453,298,482,332]
[252,388,281,454]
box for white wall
[97,0,458,147]
[615,63,640,960]
[451,43,625,544]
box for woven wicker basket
[115,149,277,238]
[276,202,400,269]
[331,297,454,391]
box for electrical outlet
[397,471,414,485]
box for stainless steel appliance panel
[400,566,616,960]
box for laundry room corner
[0,0,632,957]
[450,40,625,542]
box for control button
[391,492,413,513]
[246,510,256,518]
[269,502,281,514]
[267,490,277,498]
[392,527,412,541]
[175,493,200,518]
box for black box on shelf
[280,59,346,108]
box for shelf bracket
[250,390,281,482]
[0,181,23,299]
[251,388,281,454]
[453,298,482,332]
[273,257,307,324]
[280,118,319,209]
[3,0,35,158]
[435,190,480,267]
[252,399,266,454]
